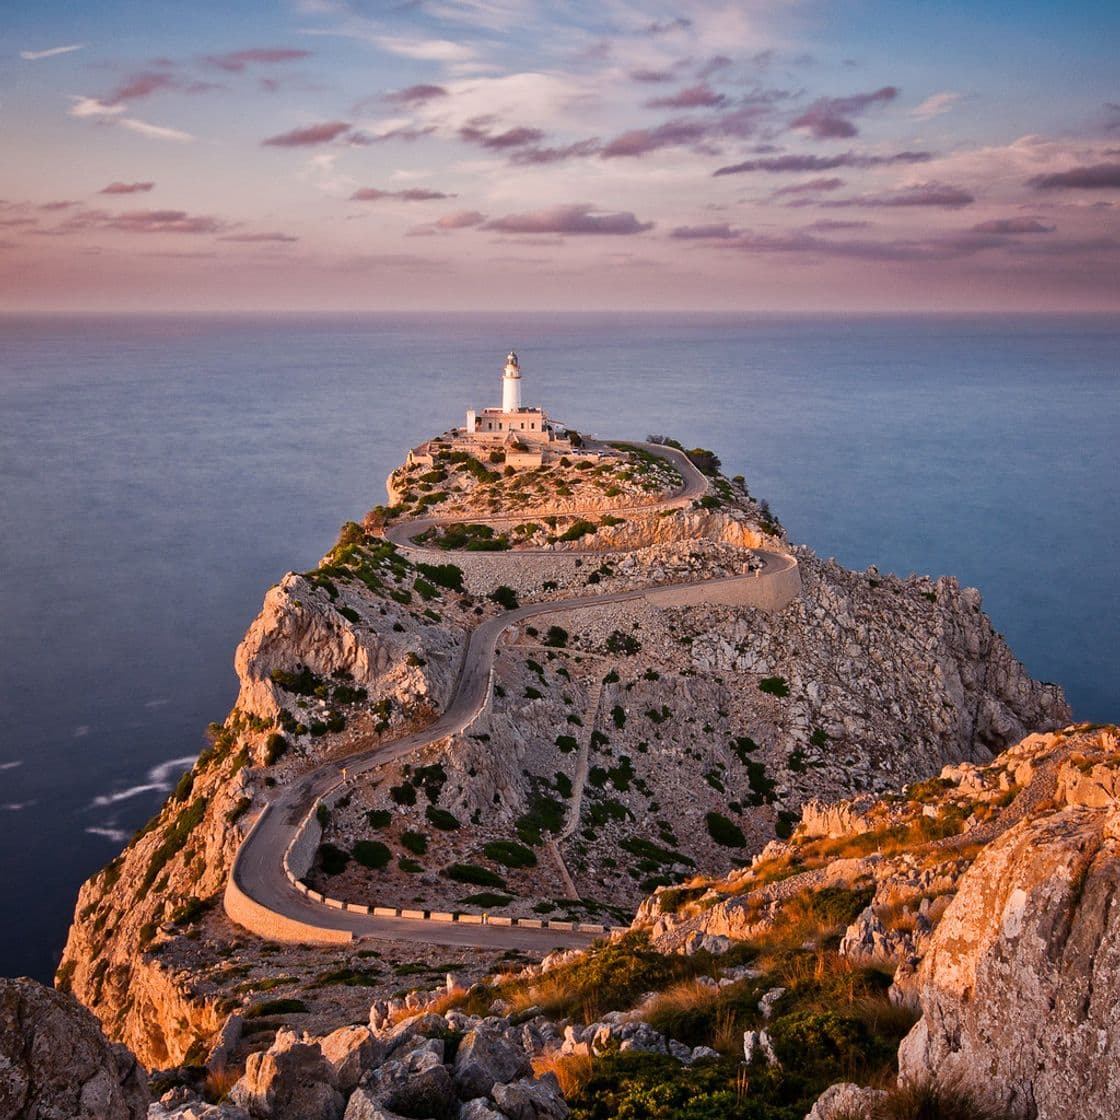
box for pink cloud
[773,177,845,197]
[509,139,601,165]
[99,181,155,195]
[263,121,351,147]
[458,122,545,150]
[350,188,455,202]
[106,70,178,103]
[669,223,738,239]
[714,150,931,176]
[434,210,486,229]
[1027,162,1120,189]
[219,231,299,242]
[646,84,727,110]
[971,217,1055,234]
[821,182,975,209]
[791,86,899,139]
[384,84,448,105]
[484,204,653,235]
[205,48,311,73]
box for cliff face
[59,440,1068,1072]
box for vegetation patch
[352,840,392,870]
[482,840,538,868]
[705,812,746,848]
[442,863,507,888]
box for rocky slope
[59,437,1067,1075]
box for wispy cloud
[219,231,299,242]
[911,91,961,120]
[21,43,86,61]
[1028,162,1120,189]
[204,47,312,72]
[714,150,932,176]
[484,204,653,235]
[971,217,1054,234]
[118,118,194,142]
[350,187,456,201]
[791,86,899,139]
[68,96,126,119]
[100,181,155,194]
[263,120,351,146]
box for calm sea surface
[1,313,1116,982]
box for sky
[2,0,1118,311]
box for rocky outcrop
[898,802,1120,1119]
[229,1029,344,1120]
[0,977,149,1120]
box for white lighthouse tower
[502,351,521,413]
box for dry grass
[872,1076,1014,1120]
[532,1052,595,1098]
[202,1065,242,1104]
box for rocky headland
[40,433,1107,1120]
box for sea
[1,312,1116,983]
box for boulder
[453,1025,531,1099]
[898,806,1120,1119]
[0,977,149,1120]
[366,1043,457,1120]
[490,1074,570,1120]
[321,1025,383,1094]
[228,1029,343,1120]
[803,1082,888,1120]
[458,1100,505,1120]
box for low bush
[460,892,513,909]
[318,843,351,875]
[483,840,538,868]
[352,840,391,869]
[489,585,520,610]
[400,830,428,855]
[758,676,790,698]
[442,863,507,888]
[426,805,460,830]
[705,812,746,848]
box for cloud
[205,48,312,72]
[118,118,194,142]
[773,177,845,196]
[263,120,352,146]
[646,17,692,34]
[372,35,475,62]
[630,68,675,84]
[911,91,961,120]
[646,84,727,110]
[100,181,155,195]
[435,210,487,229]
[971,217,1055,234]
[791,86,898,139]
[458,121,545,150]
[714,150,932,176]
[484,204,653,235]
[39,200,78,211]
[822,182,975,208]
[384,84,449,106]
[106,70,178,103]
[350,187,455,201]
[804,219,872,231]
[68,96,126,119]
[601,119,713,158]
[219,231,299,242]
[102,209,228,233]
[509,139,601,165]
[20,43,86,61]
[1027,162,1120,190]
[669,223,738,239]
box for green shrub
[400,830,428,855]
[245,998,308,1019]
[543,625,569,647]
[705,812,746,848]
[515,793,565,845]
[318,843,351,874]
[459,892,512,908]
[489,585,519,610]
[556,734,579,753]
[172,770,194,803]
[611,705,627,729]
[442,863,507,888]
[367,809,392,829]
[558,519,597,542]
[482,840,538,868]
[605,630,641,655]
[269,666,323,696]
[426,805,460,830]
[398,858,423,873]
[336,605,360,623]
[353,840,391,869]
[390,783,417,806]
[416,562,464,592]
[264,733,288,765]
[758,676,790,698]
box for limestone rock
[320,1025,383,1095]
[366,1043,457,1120]
[803,1082,888,1120]
[0,977,149,1120]
[453,1025,532,1099]
[490,1074,570,1120]
[898,805,1120,1119]
[228,1029,343,1120]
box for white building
[464,352,562,445]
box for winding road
[224,443,800,950]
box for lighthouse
[502,351,521,413]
